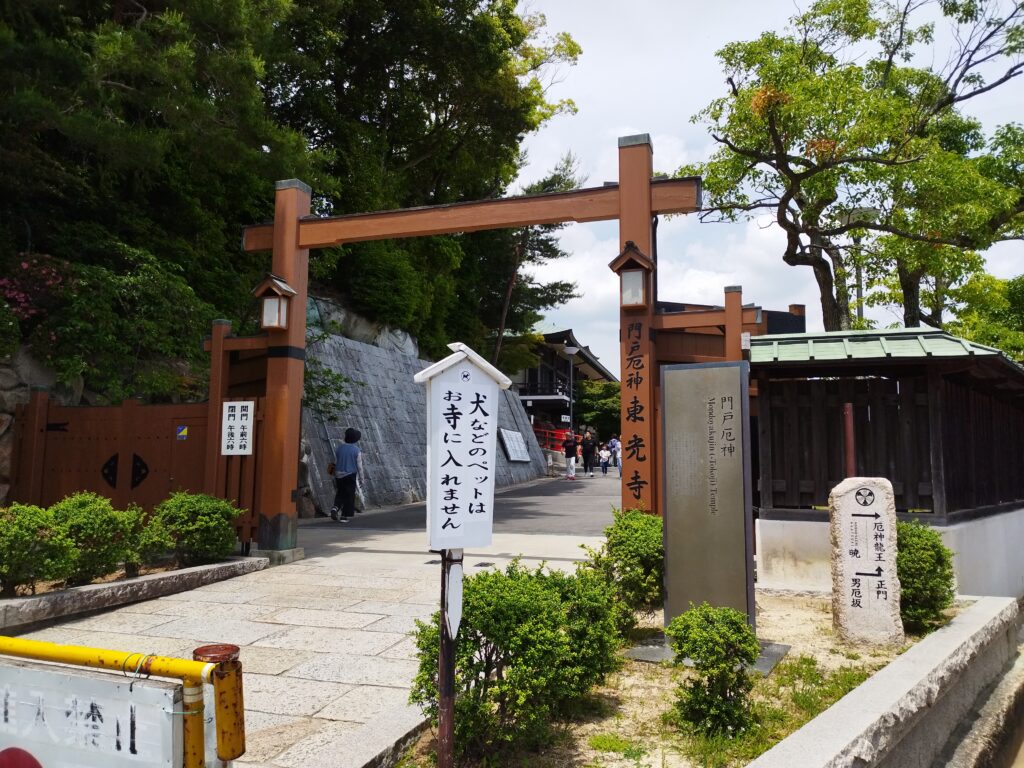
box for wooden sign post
[415,343,511,768]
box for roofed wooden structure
[751,328,1024,523]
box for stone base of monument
[624,634,790,675]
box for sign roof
[414,342,512,389]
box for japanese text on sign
[221,400,255,456]
[425,364,499,549]
[0,658,181,767]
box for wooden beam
[242,177,701,252]
[202,334,269,353]
[652,306,761,331]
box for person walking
[330,427,363,522]
[599,443,611,475]
[562,431,579,480]
[607,434,622,478]
[581,431,597,477]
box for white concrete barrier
[748,597,1019,768]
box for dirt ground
[400,590,910,768]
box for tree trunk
[491,242,523,365]
[898,263,922,327]
[823,241,853,331]
[806,234,846,332]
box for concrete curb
[748,596,1020,768]
[0,556,269,635]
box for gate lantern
[253,273,296,330]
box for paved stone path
[18,475,621,767]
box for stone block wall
[302,334,547,512]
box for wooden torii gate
[243,134,699,550]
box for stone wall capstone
[302,334,547,512]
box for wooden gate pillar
[258,180,311,552]
[724,286,744,361]
[614,135,658,514]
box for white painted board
[0,658,183,767]
[221,400,255,455]
[425,362,499,549]
[499,429,532,462]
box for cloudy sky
[512,0,1024,374]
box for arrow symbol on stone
[852,512,880,519]
[855,567,884,577]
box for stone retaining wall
[302,334,547,511]
[748,596,1020,768]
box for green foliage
[0,299,16,359]
[667,602,760,735]
[588,732,647,761]
[50,492,130,585]
[409,561,620,759]
[682,0,1024,331]
[121,505,174,578]
[675,655,872,766]
[0,504,75,596]
[304,321,361,422]
[575,380,621,438]
[948,272,1024,361]
[896,520,955,631]
[583,508,664,635]
[26,251,215,402]
[154,492,241,566]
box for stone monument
[830,477,904,646]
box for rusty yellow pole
[0,636,245,767]
[194,644,246,760]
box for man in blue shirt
[330,427,363,522]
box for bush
[896,520,955,632]
[583,507,664,635]
[153,492,240,565]
[667,602,760,735]
[0,504,75,596]
[121,505,174,577]
[50,492,129,584]
[409,561,620,759]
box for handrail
[0,636,245,767]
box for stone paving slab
[15,520,604,767]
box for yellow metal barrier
[0,636,246,767]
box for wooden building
[751,328,1024,524]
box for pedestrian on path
[608,434,622,478]
[599,443,611,475]
[331,427,363,521]
[581,431,597,477]
[562,432,579,480]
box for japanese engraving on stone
[830,477,904,646]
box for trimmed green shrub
[153,492,240,565]
[121,505,174,578]
[409,561,620,759]
[896,520,955,632]
[667,602,760,735]
[50,492,129,584]
[583,507,664,635]
[0,504,75,596]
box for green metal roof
[750,327,1013,365]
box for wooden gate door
[12,394,207,510]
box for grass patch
[587,732,647,760]
[669,654,874,766]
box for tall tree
[263,0,580,358]
[681,0,1024,330]
[0,1,311,399]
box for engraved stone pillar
[830,477,904,646]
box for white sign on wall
[415,343,511,550]
[0,658,182,767]
[499,429,532,463]
[221,400,255,455]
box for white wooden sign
[0,658,182,767]
[221,400,255,455]
[415,343,511,550]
